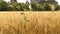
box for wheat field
[0,11,60,34]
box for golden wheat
[0,11,60,34]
